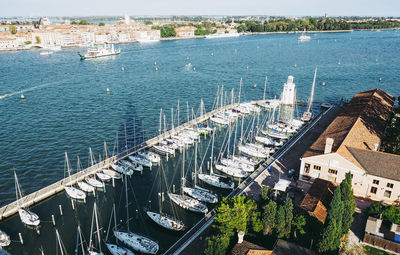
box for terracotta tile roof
[303,88,395,159]
[300,178,336,223]
[346,147,400,182]
[231,241,268,255]
[272,239,315,255]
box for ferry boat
[78,44,121,60]
[298,33,311,42]
[205,32,240,39]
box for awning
[273,179,291,192]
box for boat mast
[307,67,318,113]
[171,107,174,130]
[125,174,130,232]
[14,171,23,207]
[94,203,102,253]
[186,101,190,123]
[55,229,65,255]
[238,78,242,104]
[210,131,215,174]
[194,142,198,186]
[159,108,162,138]
[177,99,180,126]
[159,164,163,214]
[263,76,268,101]
[181,147,185,195]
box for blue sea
[0,30,399,254]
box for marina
[0,30,399,254]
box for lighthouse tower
[280,76,296,106]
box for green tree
[9,25,17,34]
[318,185,344,253]
[160,24,176,38]
[367,202,383,217]
[260,186,270,202]
[204,234,230,255]
[24,41,32,45]
[284,198,294,238]
[276,206,286,238]
[340,172,356,235]
[292,215,306,239]
[79,20,89,25]
[262,200,277,235]
[145,20,153,25]
[98,22,105,26]
[35,36,41,44]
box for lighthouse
[280,76,296,106]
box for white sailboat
[146,163,185,231]
[14,171,40,227]
[88,203,104,255]
[128,155,152,168]
[103,169,123,180]
[105,204,135,255]
[114,175,159,254]
[110,163,133,176]
[137,151,161,164]
[96,172,112,182]
[0,229,10,247]
[86,176,104,189]
[198,132,235,189]
[75,157,95,193]
[168,148,208,214]
[63,153,87,200]
[119,160,143,173]
[238,144,268,159]
[301,67,317,122]
[183,143,218,204]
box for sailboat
[63,152,86,200]
[168,148,208,214]
[146,163,185,231]
[55,228,68,255]
[301,67,317,122]
[76,156,95,194]
[105,204,135,255]
[114,175,159,254]
[14,171,40,227]
[0,229,11,247]
[137,151,161,164]
[183,143,218,204]
[198,132,235,189]
[88,203,104,255]
[110,163,133,176]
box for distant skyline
[1,0,400,17]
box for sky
[1,0,399,17]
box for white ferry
[78,43,121,60]
[298,33,311,41]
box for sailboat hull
[168,193,208,213]
[18,208,40,226]
[105,243,136,255]
[183,187,218,203]
[197,174,234,189]
[114,231,159,254]
[146,211,185,231]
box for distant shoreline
[0,28,398,53]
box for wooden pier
[0,101,261,221]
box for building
[299,89,400,204]
[300,178,335,223]
[231,239,314,255]
[363,216,400,254]
[175,26,196,37]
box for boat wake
[0,80,65,100]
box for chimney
[324,138,334,154]
[237,231,245,244]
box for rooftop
[300,178,336,223]
[303,88,395,159]
[272,239,315,255]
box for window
[370,187,377,194]
[384,190,392,198]
[328,169,338,175]
[304,163,310,174]
[373,179,379,185]
[387,183,394,189]
[313,165,321,171]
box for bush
[24,41,32,45]
[98,22,105,26]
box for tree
[276,206,286,238]
[98,22,105,26]
[9,25,17,34]
[35,36,41,44]
[79,20,89,25]
[204,234,230,255]
[292,215,306,239]
[260,186,270,202]
[340,172,356,235]
[262,200,277,235]
[160,24,176,38]
[24,41,32,45]
[318,185,344,253]
[145,20,153,25]
[284,198,294,238]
